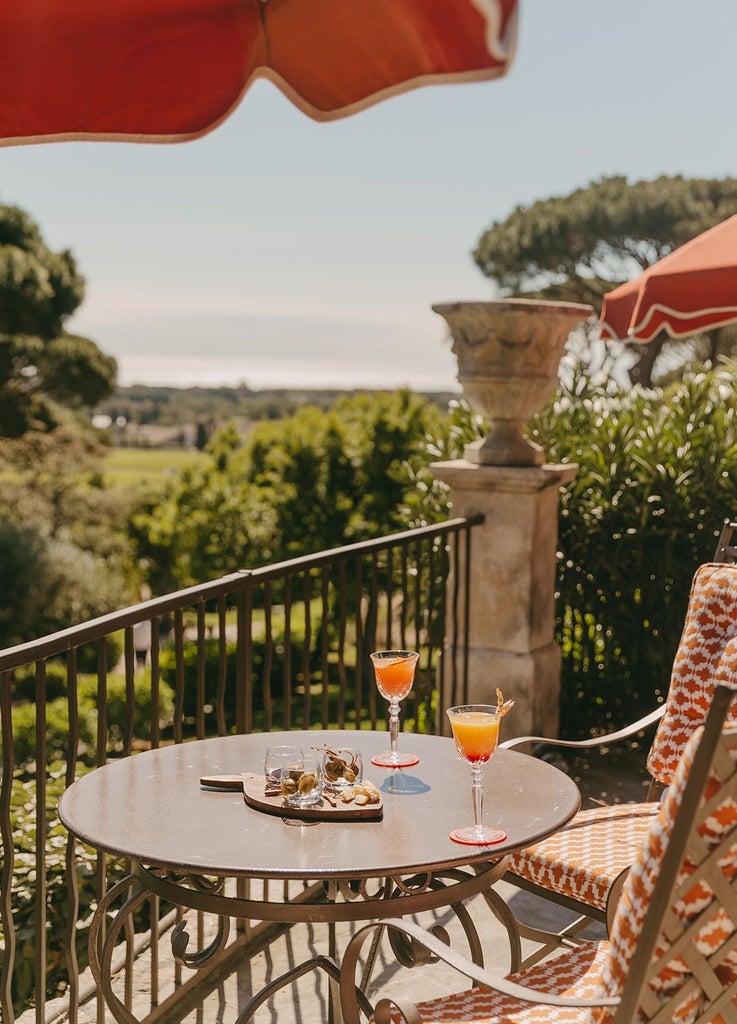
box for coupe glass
[370,650,420,768]
[446,704,506,845]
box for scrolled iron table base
[88,856,515,1023]
[61,731,580,1023]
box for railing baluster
[462,524,473,706]
[302,570,312,729]
[196,603,206,740]
[354,554,365,728]
[96,638,108,767]
[93,621,109,1017]
[64,650,81,1023]
[34,662,47,1024]
[124,627,135,756]
[414,539,422,655]
[0,670,16,1023]
[263,582,274,732]
[237,589,254,735]
[385,546,394,650]
[150,890,160,1007]
[150,618,161,749]
[400,546,409,651]
[337,562,347,730]
[216,598,227,737]
[320,567,330,728]
[449,526,462,708]
[368,552,379,725]
[284,576,292,732]
[173,610,185,744]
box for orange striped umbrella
[0,0,518,146]
[600,214,737,343]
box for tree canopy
[474,174,737,304]
[473,175,737,384]
[0,202,117,436]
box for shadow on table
[378,773,431,796]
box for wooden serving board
[240,773,383,822]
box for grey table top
[59,730,580,881]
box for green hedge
[158,631,332,733]
[529,362,737,734]
[8,669,176,768]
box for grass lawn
[103,447,207,491]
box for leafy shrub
[75,632,124,674]
[0,524,130,650]
[6,768,131,1014]
[12,660,69,703]
[8,671,175,768]
[77,671,175,750]
[158,634,310,733]
[419,361,737,736]
[529,361,737,734]
[8,698,98,768]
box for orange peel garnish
[494,688,514,720]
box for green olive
[298,772,317,794]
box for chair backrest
[593,683,737,1024]
[646,562,737,786]
[714,519,737,563]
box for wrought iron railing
[0,516,480,1023]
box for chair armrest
[499,703,665,752]
[339,918,619,1024]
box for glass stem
[388,699,400,754]
[471,765,484,832]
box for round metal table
[59,729,580,1022]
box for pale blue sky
[0,0,736,391]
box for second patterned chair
[340,683,737,1023]
[499,554,737,963]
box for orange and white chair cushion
[398,941,609,1023]
[506,802,657,913]
[646,563,737,785]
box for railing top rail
[0,516,482,673]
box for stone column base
[441,641,562,739]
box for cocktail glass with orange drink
[369,650,420,768]
[446,703,506,845]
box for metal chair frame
[340,684,737,1023]
[497,517,737,962]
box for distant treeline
[97,383,459,429]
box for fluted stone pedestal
[432,459,577,740]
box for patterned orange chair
[339,683,737,1024]
[497,557,737,962]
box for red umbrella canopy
[0,0,518,146]
[599,214,737,343]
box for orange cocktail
[449,711,499,764]
[373,653,416,701]
[446,702,507,846]
[370,650,420,768]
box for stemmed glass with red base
[446,704,506,846]
[370,650,420,768]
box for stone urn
[433,298,593,466]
